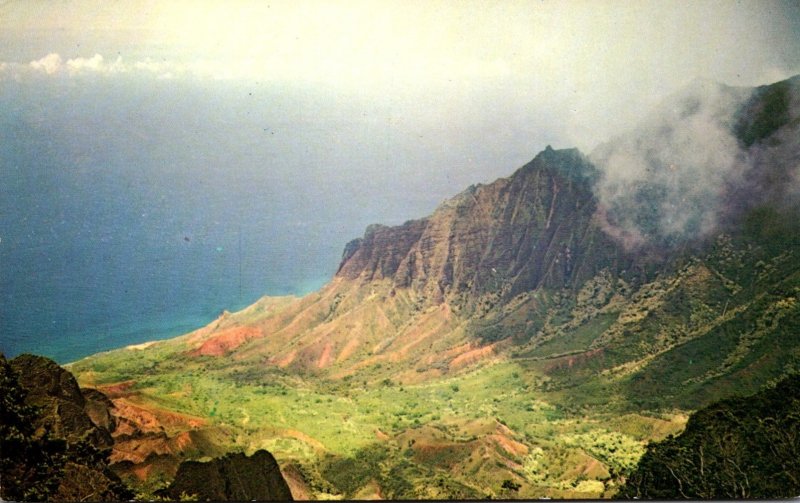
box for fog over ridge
[589,77,800,249]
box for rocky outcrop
[0,354,132,502]
[81,387,117,433]
[10,353,114,449]
[3,353,292,501]
[158,449,293,501]
[337,147,629,307]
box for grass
[522,312,618,358]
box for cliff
[337,147,629,308]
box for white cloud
[29,53,63,74]
[66,54,105,73]
[2,4,794,213]
[0,52,268,82]
[1,0,798,153]
[0,53,193,80]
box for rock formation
[158,450,293,501]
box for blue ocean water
[0,78,368,362]
[0,75,542,363]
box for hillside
[63,74,800,499]
[619,374,800,499]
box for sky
[1,0,799,151]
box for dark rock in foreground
[10,353,115,449]
[0,353,131,502]
[159,449,293,501]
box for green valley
[70,335,688,498]
[67,202,800,498]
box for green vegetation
[62,216,800,499]
[734,79,794,147]
[64,215,800,498]
[559,430,644,473]
[71,340,688,499]
[58,76,800,499]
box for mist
[588,82,753,248]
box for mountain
[51,74,800,499]
[185,145,632,382]
[337,146,625,303]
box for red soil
[191,326,263,356]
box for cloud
[738,88,800,213]
[2,53,184,80]
[29,53,63,74]
[67,54,106,73]
[0,1,797,158]
[18,53,114,77]
[590,80,752,249]
[0,53,249,81]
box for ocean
[0,75,539,363]
[0,77,369,362]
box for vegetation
[61,209,800,498]
[60,201,800,499]
[734,78,795,147]
[619,374,800,499]
[69,339,689,498]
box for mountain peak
[521,146,597,182]
[336,145,623,306]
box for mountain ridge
[337,146,630,311]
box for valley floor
[72,349,686,499]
